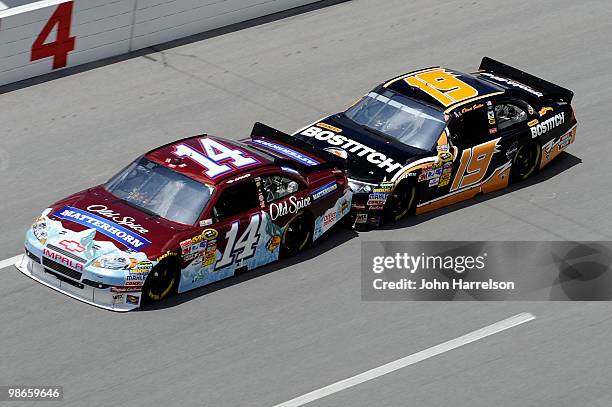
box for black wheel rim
[284,216,310,253]
[147,266,175,301]
[515,143,539,180]
[387,185,414,220]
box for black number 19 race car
[292,57,577,228]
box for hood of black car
[294,115,428,183]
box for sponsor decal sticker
[323,212,337,226]
[269,195,311,221]
[251,139,319,166]
[126,294,140,305]
[86,205,149,233]
[530,112,565,138]
[311,182,338,200]
[54,206,151,251]
[355,213,368,224]
[539,107,554,116]
[299,127,404,174]
[316,122,343,133]
[267,235,281,252]
[480,72,544,97]
[226,173,251,184]
[110,286,142,293]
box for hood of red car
[47,186,192,258]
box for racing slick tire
[511,141,541,182]
[141,255,180,304]
[280,212,313,258]
[384,181,416,223]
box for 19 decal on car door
[450,138,500,192]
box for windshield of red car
[104,158,214,225]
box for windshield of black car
[344,91,446,150]
[105,158,214,225]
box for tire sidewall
[384,181,416,223]
[141,258,179,304]
[280,212,312,258]
[511,141,541,182]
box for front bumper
[349,192,384,229]
[16,254,140,312]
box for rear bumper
[15,254,139,312]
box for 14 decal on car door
[216,213,262,269]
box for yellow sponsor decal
[317,123,343,133]
[539,107,554,116]
[528,119,539,127]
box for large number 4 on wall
[31,1,76,69]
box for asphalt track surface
[1,0,612,406]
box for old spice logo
[86,204,149,234]
[59,239,85,253]
[43,248,84,272]
[269,195,311,221]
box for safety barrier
[0,0,321,86]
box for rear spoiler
[479,57,574,103]
[250,122,346,172]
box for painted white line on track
[0,255,22,270]
[272,312,536,407]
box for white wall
[0,0,322,86]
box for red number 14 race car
[16,123,351,311]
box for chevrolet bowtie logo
[59,239,85,253]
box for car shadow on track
[140,223,358,311]
[0,0,350,95]
[378,151,582,232]
[141,151,580,311]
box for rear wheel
[511,141,541,182]
[384,182,416,222]
[141,259,179,304]
[280,212,312,258]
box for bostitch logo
[59,239,85,253]
[530,112,565,138]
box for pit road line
[272,312,536,407]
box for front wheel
[384,182,416,222]
[280,212,312,258]
[141,259,179,304]
[511,141,541,182]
